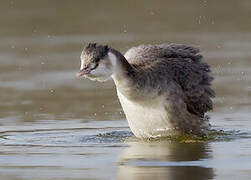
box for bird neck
[108,48,135,95]
[108,48,133,74]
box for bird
[77,43,215,138]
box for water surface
[1,0,251,179]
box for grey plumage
[79,43,215,136]
[82,43,109,63]
[124,44,215,118]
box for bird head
[77,43,116,82]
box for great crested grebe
[77,43,215,138]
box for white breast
[117,90,172,138]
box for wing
[124,43,201,64]
[125,43,215,117]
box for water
[1,0,251,179]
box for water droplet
[123,25,127,33]
[150,11,155,15]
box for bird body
[116,90,173,138]
[78,43,215,138]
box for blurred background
[0,0,251,125]
[0,0,251,180]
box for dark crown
[85,43,109,59]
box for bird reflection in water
[117,140,214,180]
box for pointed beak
[76,69,90,77]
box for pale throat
[109,52,122,81]
[108,52,117,69]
